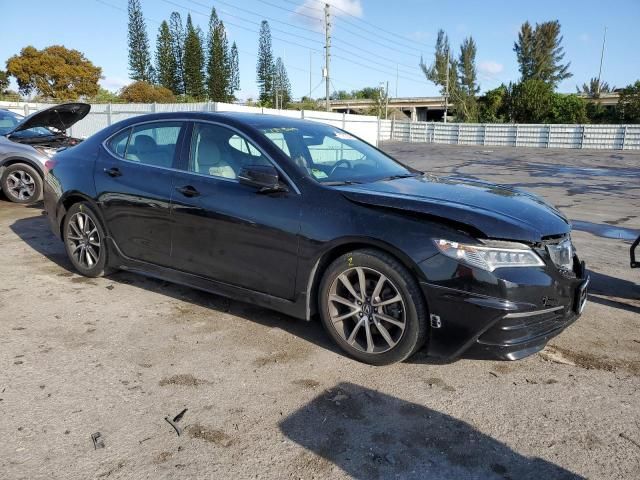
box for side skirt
[105,237,307,320]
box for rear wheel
[63,202,109,278]
[1,163,42,204]
[318,249,428,365]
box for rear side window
[123,122,182,168]
[107,128,130,158]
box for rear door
[95,120,185,266]
[168,121,301,300]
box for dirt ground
[1,143,639,480]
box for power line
[303,0,434,55]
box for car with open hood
[43,112,589,365]
[0,103,90,204]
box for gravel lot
[1,143,639,480]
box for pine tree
[533,21,572,87]
[514,21,535,81]
[183,14,206,99]
[419,29,457,95]
[229,42,240,101]
[273,57,291,108]
[155,21,179,94]
[206,7,230,102]
[514,20,572,88]
[169,12,186,95]
[458,37,479,96]
[127,0,154,82]
[256,21,275,107]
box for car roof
[117,111,331,130]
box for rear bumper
[419,261,589,361]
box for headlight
[434,239,545,272]
[34,147,57,158]
[546,237,574,271]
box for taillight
[44,159,58,172]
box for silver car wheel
[66,212,101,269]
[328,267,406,354]
[6,170,36,201]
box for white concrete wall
[0,101,380,146]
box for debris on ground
[165,408,188,436]
[91,432,105,450]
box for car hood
[7,103,90,134]
[336,174,570,243]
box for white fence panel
[378,119,639,150]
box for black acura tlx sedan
[44,112,589,365]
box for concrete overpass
[328,92,621,120]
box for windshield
[0,109,55,137]
[259,123,417,185]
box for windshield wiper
[322,180,363,186]
[374,172,423,182]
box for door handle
[175,185,200,197]
[103,167,122,177]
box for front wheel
[1,163,42,204]
[318,249,428,365]
[63,202,109,278]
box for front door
[169,121,301,300]
[95,121,185,266]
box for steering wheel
[329,159,352,176]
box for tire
[318,249,428,366]
[1,163,42,204]
[63,202,110,278]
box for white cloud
[293,0,363,31]
[579,33,590,43]
[100,76,129,92]
[478,61,504,76]
[407,31,431,42]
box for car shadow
[587,270,639,314]
[9,212,341,357]
[279,382,583,480]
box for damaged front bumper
[419,253,589,361]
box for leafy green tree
[505,79,554,123]
[617,81,640,123]
[550,94,588,123]
[478,85,508,123]
[6,45,102,100]
[577,77,613,98]
[155,21,179,93]
[87,87,121,103]
[229,42,240,100]
[256,20,275,106]
[183,14,206,99]
[0,70,9,93]
[119,81,176,103]
[169,12,186,95]
[127,0,154,82]
[514,20,571,88]
[273,57,292,108]
[206,7,230,102]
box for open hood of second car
[8,103,90,134]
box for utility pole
[385,80,389,119]
[395,64,398,98]
[444,51,450,123]
[324,3,331,112]
[597,26,607,96]
[309,50,312,98]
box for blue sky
[2,0,639,100]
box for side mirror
[238,165,287,193]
